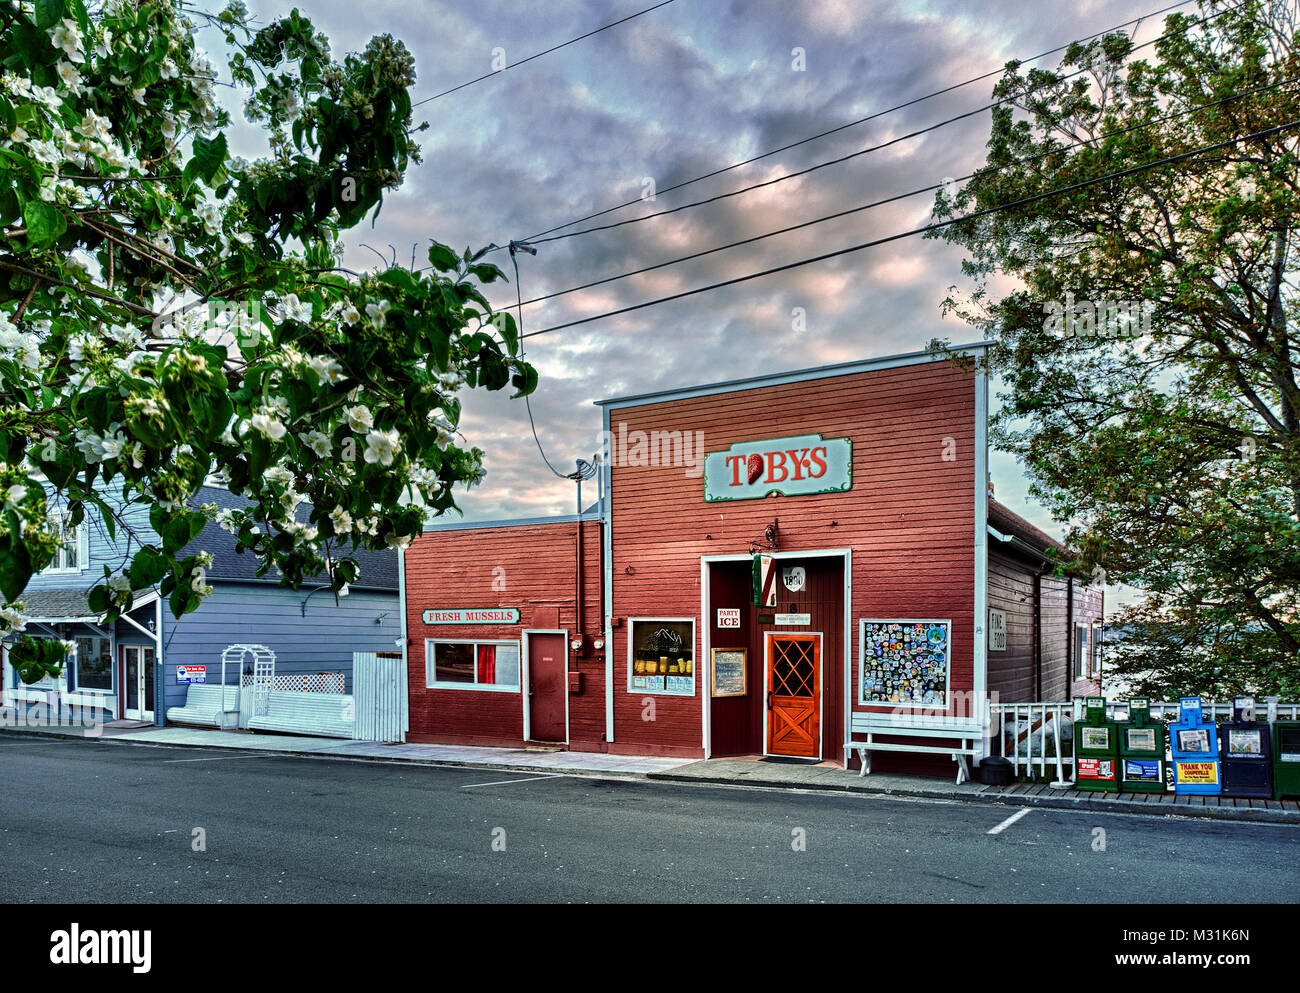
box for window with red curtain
[476,644,496,684]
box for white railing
[991,702,1076,784]
[991,698,1300,784]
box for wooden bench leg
[859,748,871,778]
[954,753,970,786]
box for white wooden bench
[845,713,983,784]
[166,684,239,728]
[248,690,354,739]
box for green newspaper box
[1118,697,1167,794]
[1274,721,1300,801]
[1074,696,1119,793]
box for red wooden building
[400,345,1102,774]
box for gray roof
[17,589,96,621]
[180,485,398,591]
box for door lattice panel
[772,639,814,697]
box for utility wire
[509,241,573,480]
[518,0,1244,250]
[518,117,1300,339]
[508,74,1297,309]
[415,0,1233,277]
[509,0,1206,243]
[412,0,677,106]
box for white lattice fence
[241,673,345,694]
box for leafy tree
[0,0,535,680]
[931,0,1300,696]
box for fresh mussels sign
[704,433,852,502]
[422,608,520,624]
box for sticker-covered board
[858,619,950,706]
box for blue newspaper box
[1220,696,1273,799]
[1170,696,1221,796]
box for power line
[507,242,571,480]
[520,0,1244,250]
[412,0,677,107]
[518,117,1300,339]
[507,74,1298,309]
[510,0,1205,242]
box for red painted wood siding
[608,360,978,759]
[404,520,603,745]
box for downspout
[575,473,583,651]
[154,593,164,727]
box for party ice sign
[704,434,852,502]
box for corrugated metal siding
[609,361,978,759]
[404,521,604,745]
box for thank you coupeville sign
[703,433,852,502]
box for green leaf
[23,201,66,249]
[34,0,65,29]
[426,240,459,273]
[191,132,228,184]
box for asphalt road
[1,734,1296,903]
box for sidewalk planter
[401,346,1103,775]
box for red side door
[526,632,567,743]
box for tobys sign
[422,608,521,625]
[704,433,852,502]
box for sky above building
[224,0,1171,607]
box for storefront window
[74,636,113,692]
[425,640,520,691]
[628,618,695,695]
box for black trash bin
[978,756,1015,786]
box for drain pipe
[575,468,584,655]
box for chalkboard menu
[711,648,748,698]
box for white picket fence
[990,698,1300,782]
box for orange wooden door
[766,633,819,757]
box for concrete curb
[8,728,1297,823]
[0,727,655,780]
[645,770,1300,824]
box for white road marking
[460,775,561,789]
[987,808,1032,835]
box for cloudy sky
[226,0,1173,599]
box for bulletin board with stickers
[858,619,951,706]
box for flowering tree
[0,0,535,681]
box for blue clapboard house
[2,483,401,725]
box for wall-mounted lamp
[300,583,348,617]
[374,611,390,626]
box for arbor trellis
[0,0,535,681]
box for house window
[73,636,113,692]
[1091,622,1103,678]
[425,640,520,691]
[43,513,87,573]
[1073,623,1090,681]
